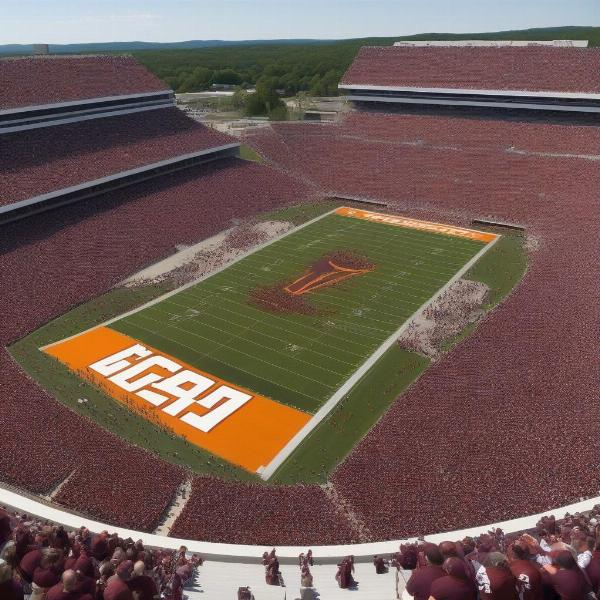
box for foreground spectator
[429,557,477,600]
[507,542,543,600]
[46,569,92,600]
[405,544,445,600]
[542,550,591,600]
[127,560,158,600]
[0,560,24,600]
[476,552,518,600]
[104,560,134,600]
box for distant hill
[1,26,599,56]
[0,38,339,55]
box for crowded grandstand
[1,38,600,600]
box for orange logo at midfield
[284,253,375,296]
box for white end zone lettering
[90,344,252,433]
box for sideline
[2,484,598,564]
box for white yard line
[257,234,499,480]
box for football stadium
[1,25,600,600]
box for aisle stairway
[185,560,404,600]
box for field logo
[250,250,375,315]
[284,253,375,296]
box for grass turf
[109,212,488,414]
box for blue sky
[1,0,598,45]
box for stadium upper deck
[0,55,239,221]
[1,108,235,210]
[0,55,169,111]
[340,46,600,113]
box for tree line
[132,39,396,97]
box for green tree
[211,68,243,85]
[232,87,250,110]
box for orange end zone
[335,207,498,243]
[43,327,311,473]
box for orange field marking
[335,207,498,243]
[284,259,374,296]
[43,327,310,473]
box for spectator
[127,561,158,600]
[373,555,388,574]
[574,538,593,570]
[429,556,477,600]
[507,542,543,600]
[104,560,134,600]
[476,552,518,600]
[586,541,600,594]
[405,544,445,600]
[543,550,590,600]
[46,569,93,600]
[0,560,24,600]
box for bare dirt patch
[398,278,489,358]
[122,220,294,288]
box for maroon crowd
[392,508,600,600]
[0,55,167,111]
[340,45,600,93]
[1,108,232,207]
[247,110,600,540]
[0,507,200,600]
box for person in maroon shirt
[104,560,134,600]
[476,552,518,600]
[586,540,600,594]
[543,550,590,600]
[20,547,64,600]
[65,544,82,572]
[429,556,477,600]
[46,570,93,600]
[73,556,97,598]
[406,544,446,600]
[0,561,24,600]
[508,542,543,600]
[127,561,159,600]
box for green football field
[109,209,492,415]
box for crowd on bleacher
[390,509,600,600]
[0,507,200,600]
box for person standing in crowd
[507,542,543,600]
[476,552,518,600]
[542,550,591,600]
[405,544,446,600]
[127,561,159,600]
[0,560,24,600]
[585,540,600,595]
[45,569,93,600]
[103,560,134,600]
[429,556,477,600]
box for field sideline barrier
[1,483,599,564]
